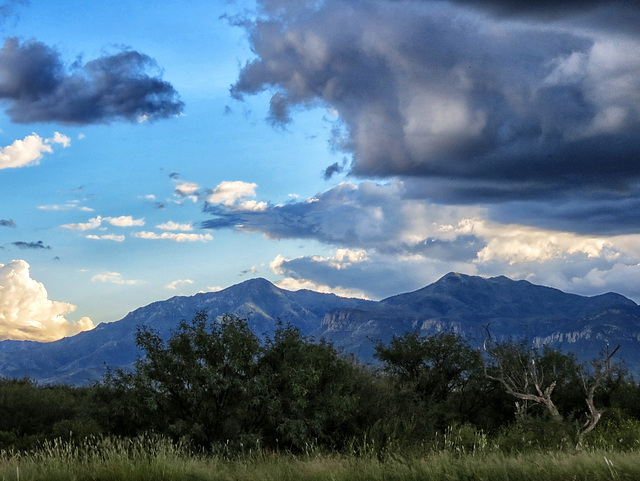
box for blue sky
[1,0,639,342]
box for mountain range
[1,272,639,385]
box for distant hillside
[1,273,639,385]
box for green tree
[374,331,487,435]
[100,312,262,447]
[256,323,367,451]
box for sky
[1,0,639,342]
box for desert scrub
[1,436,640,481]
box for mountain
[1,273,639,385]
[315,272,640,366]
[0,278,371,385]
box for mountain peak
[232,277,278,290]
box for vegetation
[1,312,640,479]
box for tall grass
[1,434,639,481]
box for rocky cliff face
[1,273,639,385]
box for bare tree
[483,327,619,447]
[577,345,620,446]
[483,338,562,422]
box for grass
[1,435,639,481]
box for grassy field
[1,436,639,481]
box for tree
[257,322,366,451]
[374,331,487,433]
[100,312,262,447]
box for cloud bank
[203,180,640,301]
[0,260,94,341]
[232,0,640,233]
[0,37,183,124]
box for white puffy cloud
[206,181,268,211]
[50,131,71,148]
[86,234,125,242]
[0,260,94,341]
[133,231,213,242]
[61,216,104,231]
[61,215,144,230]
[203,286,223,293]
[156,221,193,231]
[38,201,94,212]
[452,218,611,264]
[274,276,370,299]
[166,279,194,290]
[0,132,70,170]
[91,272,140,285]
[174,181,200,196]
[106,216,145,227]
[310,249,369,270]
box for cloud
[232,0,640,231]
[60,216,103,231]
[323,161,343,180]
[0,132,69,169]
[206,180,268,211]
[38,201,94,212]
[86,234,125,242]
[239,265,258,276]
[91,272,140,285]
[270,250,464,299]
[204,286,223,293]
[11,240,50,250]
[133,231,213,242]
[174,181,200,196]
[0,260,94,342]
[105,216,145,227]
[0,219,15,228]
[156,221,193,231]
[166,279,194,290]
[0,37,183,124]
[0,1,25,25]
[61,215,144,230]
[448,0,635,17]
[274,275,370,299]
[204,181,487,252]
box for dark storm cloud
[488,193,640,235]
[0,219,15,227]
[232,0,640,230]
[11,240,50,249]
[447,0,637,18]
[405,1,640,34]
[0,37,183,124]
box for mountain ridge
[1,272,639,385]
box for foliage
[373,331,496,436]
[0,313,638,456]
[0,378,100,450]
[256,323,368,451]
